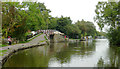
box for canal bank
[2,39,120,67]
[0,34,49,67]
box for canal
[3,39,120,67]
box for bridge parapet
[39,30,64,35]
[39,30,65,43]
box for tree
[94,2,120,45]
[94,2,120,30]
[22,2,51,30]
[65,24,81,38]
[2,2,51,41]
[75,19,97,37]
[2,2,28,40]
[48,17,58,29]
[56,16,72,33]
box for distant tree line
[2,2,101,42]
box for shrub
[107,27,120,45]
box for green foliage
[2,2,98,42]
[64,24,81,38]
[2,2,28,38]
[25,32,32,37]
[44,36,48,40]
[48,16,97,39]
[94,2,120,30]
[22,2,51,30]
[97,57,104,67]
[107,27,120,45]
[2,2,51,41]
[94,2,120,45]
[56,16,72,33]
[48,17,58,29]
[20,33,41,43]
[0,44,7,47]
[50,16,82,39]
[75,19,97,37]
[96,31,106,36]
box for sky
[37,0,108,32]
[17,0,108,31]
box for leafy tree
[2,2,51,41]
[2,2,99,43]
[94,2,120,30]
[48,17,58,29]
[22,2,51,30]
[94,2,120,45]
[75,19,97,37]
[65,24,81,38]
[56,16,72,33]
[2,2,28,40]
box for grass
[19,33,42,43]
[1,33,44,47]
[19,40,30,43]
[0,50,7,56]
[0,33,44,56]
[0,44,8,47]
[0,54,2,56]
[40,40,46,42]
[44,36,48,40]
[0,50,7,52]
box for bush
[2,37,8,44]
[107,27,120,45]
[25,32,33,40]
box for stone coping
[0,34,49,67]
[0,41,47,67]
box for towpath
[0,33,46,50]
[0,33,48,67]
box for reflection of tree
[69,40,96,58]
[55,48,71,64]
[49,43,54,53]
[4,46,50,67]
[49,42,71,65]
[97,47,120,67]
[4,40,101,67]
[54,41,96,64]
[97,57,104,67]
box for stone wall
[52,34,65,43]
[0,34,49,67]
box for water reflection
[49,41,96,67]
[3,39,120,67]
[97,46,120,67]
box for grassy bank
[19,33,42,43]
[0,44,7,47]
[0,50,7,56]
[1,33,43,47]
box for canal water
[3,39,120,67]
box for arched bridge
[38,30,66,43]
